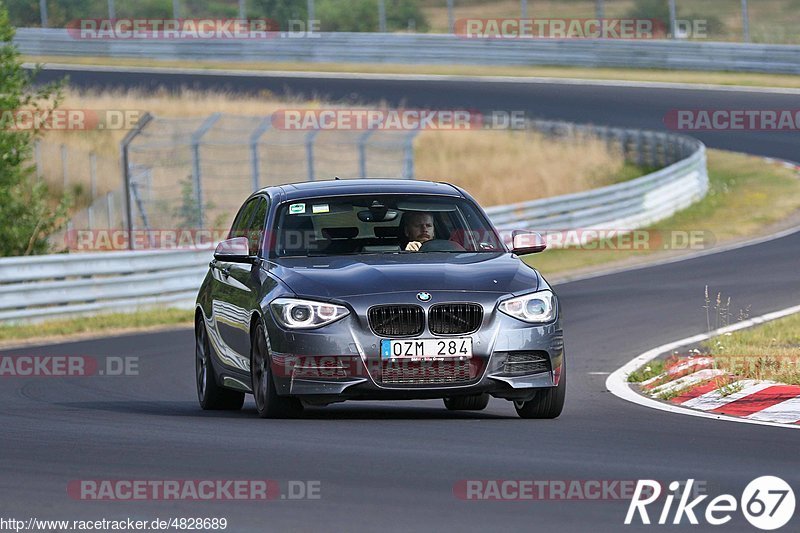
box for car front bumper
[262,291,564,404]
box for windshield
[271,194,504,258]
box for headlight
[270,298,349,329]
[498,290,556,324]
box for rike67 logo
[626,477,795,530]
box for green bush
[316,0,428,32]
[6,0,428,32]
[626,0,725,39]
[0,3,70,256]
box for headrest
[374,226,400,238]
[322,227,358,239]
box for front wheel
[513,359,566,419]
[251,322,303,419]
[196,318,245,411]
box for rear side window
[247,198,269,255]
[229,198,259,240]
[228,197,269,256]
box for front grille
[368,305,424,337]
[380,359,472,385]
[502,351,550,374]
[429,303,483,335]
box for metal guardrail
[488,120,708,231]
[14,28,800,75]
[0,250,209,322]
[0,122,706,324]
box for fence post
[39,0,48,27]
[90,152,97,200]
[595,0,604,19]
[107,192,115,228]
[172,0,181,19]
[520,0,527,18]
[634,131,644,167]
[668,0,677,38]
[191,113,222,228]
[250,117,271,191]
[306,130,320,181]
[34,140,42,181]
[60,144,68,191]
[358,128,377,178]
[120,112,153,250]
[238,0,246,20]
[130,182,155,248]
[108,0,116,19]
[741,0,750,42]
[308,0,315,30]
[447,0,454,33]
[378,0,386,32]
[402,129,419,179]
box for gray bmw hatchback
[195,179,565,418]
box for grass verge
[24,55,800,90]
[525,150,800,279]
[703,312,800,385]
[626,358,667,383]
[0,308,193,346]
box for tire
[443,393,490,411]
[513,358,566,419]
[196,317,245,411]
[251,322,303,419]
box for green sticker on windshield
[289,203,306,214]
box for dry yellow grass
[420,0,800,42]
[38,88,631,222]
[422,0,634,32]
[415,129,625,206]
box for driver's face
[404,213,434,243]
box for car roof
[257,178,464,202]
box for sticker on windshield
[289,203,306,214]
[312,204,330,214]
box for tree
[0,3,68,256]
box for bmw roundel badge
[416,292,432,302]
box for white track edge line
[606,304,800,431]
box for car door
[209,197,263,372]
[220,196,270,368]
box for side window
[228,198,259,240]
[246,198,269,256]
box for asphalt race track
[2,68,798,531]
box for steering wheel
[420,239,466,252]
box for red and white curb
[640,357,800,424]
[606,304,800,430]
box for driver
[401,211,435,252]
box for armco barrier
[0,250,209,322]
[487,120,708,231]
[14,29,800,75]
[0,123,706,324]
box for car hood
[266,252,540,299]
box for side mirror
[511,231,547,255]
[214,237,253,263]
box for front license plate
[381,338,473,360]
